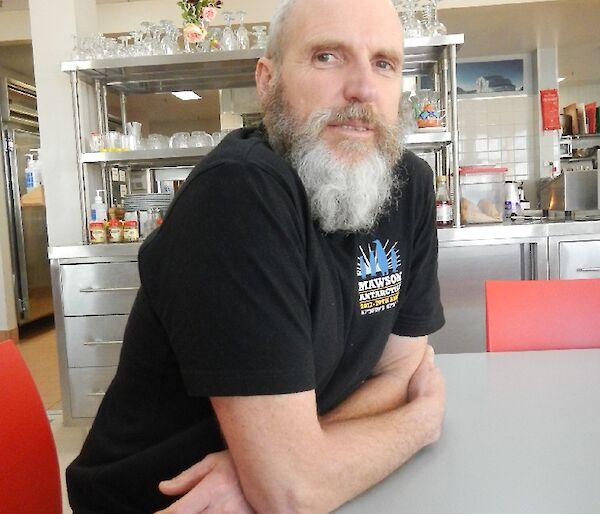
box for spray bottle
[91,190,108,222]
[24,154,35,192]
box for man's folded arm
[321,334,428,424]
[211,343,444,514]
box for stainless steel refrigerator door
[3,127,52,323]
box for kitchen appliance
[540,169,598,214]
[1,77,52,324]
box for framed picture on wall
[457,54,531,97]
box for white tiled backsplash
[458,95,537,181]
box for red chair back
[0,340,62,513]
[485,279,600,352]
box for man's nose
[342,59,377,105]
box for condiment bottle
[89,222,106,244]
[435,175,453,227]
[107,219,123,243]
[123,220,139,243]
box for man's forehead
[285,1,403,51]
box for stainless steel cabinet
[61,261,139,315]
[549,234,600,279]
[50,247,140,425]
[430,238,547,354]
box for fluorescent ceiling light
[557,77,566,83]
[172,91,202,101]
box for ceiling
[439,0,600,86]
[0,0,598,87]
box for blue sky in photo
[457,59,524,92]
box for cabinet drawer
[64,315,128,367]
[69,366,117,419]
[559,240,600,279]
[61,262,140,315]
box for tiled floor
[16,317,87,514]
[16,317,62,411]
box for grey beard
[264,91,406,233]
[292,130,399,233]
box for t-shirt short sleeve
[139,161,316,397]
[392,153,445,337]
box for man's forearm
[214,346,444,514]
[321,336,428,424]
[226,391,443,514]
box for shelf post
[120,92,127,132]
[448,44,461,227]
[70,71,89,244]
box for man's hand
[155,450,255,514]
[407,345,445,445]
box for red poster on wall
[540,89,561,131]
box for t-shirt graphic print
[357,239,402,316]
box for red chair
[485,279,600,352]
[0,339,62,513]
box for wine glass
[220,11,239,51]
[160,20,180,55]
[129,31,143,56]
[208,27,222,52]
[251,25,268,49]
[117,35,133,57]
[236,10,250,50]
[399,0,424,38]
[423,0,447,36]
[139,21,153,55]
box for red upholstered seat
[485,279,600,352]
[0,339,62,513]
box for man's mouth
[328,121,374,133]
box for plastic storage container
[459,166,507,224]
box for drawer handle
[87,391,106,397]
[83,340,123,346]
[79,286,139,293]
[577,267,600,273]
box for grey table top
[336,349,600,514]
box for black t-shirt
[67,127,444,513]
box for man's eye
[315,53,336,63]
[376,60,394,71]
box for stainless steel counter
[437,219,600,244]
[49,243,142,262]
[49,220,600,261]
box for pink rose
[202,6,217,23]
[183,23,207,43]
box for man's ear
[255,57,275,102]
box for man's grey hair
[265,0,297,65]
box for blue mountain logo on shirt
[356,240,403,316]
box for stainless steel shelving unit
[403,34,463,226]
[80,146,213,166]
[62,33,464,241]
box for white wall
[29,0,98,247]
[558,83,600,111]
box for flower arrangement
[177,0,223,43]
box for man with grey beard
[66,0,446,513]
